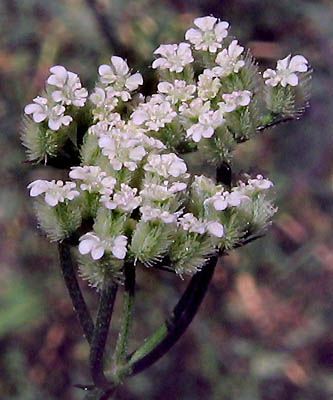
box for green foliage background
[0,0,332,399]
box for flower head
[27,179,80,206]
[47,65,88,106]
[101,183,142,212]
[157,80,196,105]
[98,56,143,99]
[185,16,229,53]
[98,128,147,171]
[69,166,116,193]
[212,40,245,77]
[131,95,177,131]
[263,54,308,87]
[79,232,128,260]
[178,213,224,238]
[152,43,194,73]
[218,90,252,113]
[140,205,177,224]
[144,153,188,179]
[197,69,221,100]
[24,97,73,130]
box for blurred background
[0,0,332,399]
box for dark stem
[58,243,95,343]
[125,255,218,376]
[256,116,295,132]
[90,278,118,389]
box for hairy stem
[90,277,118,389]
[123,255,218,376]
[113,262,136,368]
[58,243,94,343]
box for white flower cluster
[185,16,229,53]
[25,15,301,275]
[24,66,87,130]
[132,94,177,131]
[152,43,194,73]
[143,153,188,179]
[98,56,143,101]
[263,55,308,87]
[178,213,224,238]
[89,56,143,125]
[79,232,127,260]
[146,17,255,145]
[69,166,116,193]
[27,179,80,207]
[204,175,274,211]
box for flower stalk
[89,277,118,389]
[113,261,136,369]
[58,243,95,343]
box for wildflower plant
[22,15,311,399]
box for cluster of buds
[23,16,310,288]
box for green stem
[58,243,94,343]
[122,255,218,377]
[113,262,136,368]
[90,277,118,389]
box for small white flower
[24,97,73,130]
[98,56,143,95]
[132,95,177,131]
[178,213,224,238]
[218,90,252,113]
[90,87,119,121]
[206,221,224,237]
[140,181,187,202]
[69,166,116,193]
[79,232,128,260]
[101,183,141,212]
[111,235,128,259]
[140,205,177,224]
[185,16,229,53]
[197,69,221,100]
[152,43,194,73]
[204,190,249,211]
[157,80,196,105]
[186,109,225,142]
[27,179,80,206]
[98,129,147,171]
[180,97,211,120]
[47,65,88,107]
[79,232,106,260]
[246,175,274,191]
[263,54,308,87]
[213,40,245,77]
[205,192,228,211]
[144,153,188,179]
[179,213,206,234]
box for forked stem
[58,243,95,343]
[121,255,218,377]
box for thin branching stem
[90,277,118,389]
[122,255,218,376]
[58,243,95,343]
[256,116,296,132]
